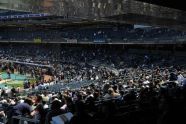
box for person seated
[6,98,32,124]
[69,94,94,124]
[45,100,65,124]
[104,88,120,99]
[31,95,45,124]
[12,98,33,116]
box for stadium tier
[0,1,186,124]
[0,43,185,124]
[0,26,186,44]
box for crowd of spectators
[0,25,186,43]
[0,44,185,124]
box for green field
[0,72,36,88]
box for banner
[93,39,105,43]
[66,39,77,43]
[34,38,42,43]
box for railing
[0,116,6,124]
[11,116,39,124]
[0,35,186,44]
[0,59,52,68]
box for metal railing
[11,116,39,124]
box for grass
[6,78,37,88]
[5,80,24,87]
[0,72,37,88]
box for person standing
[7,68,11,79]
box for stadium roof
[135,0,186,11]
[0,0,186,31]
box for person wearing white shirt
[177,72,185,84]
[143,76,150,85]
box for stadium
[0,0,186,124]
